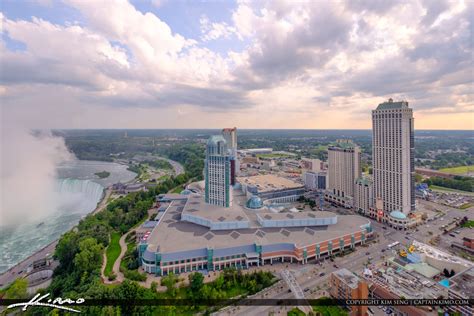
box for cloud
[200,15,237,41]
[0,0,472,129]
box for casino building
[139,190,373,275]
[138,134,373,275]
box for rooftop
[182,194,250,223]
[390,210,407,220]
[257,210,337,221]
[332,268,361,289]
[376,98,409,110]
[356,177,372,186]
[449,266,474,298]
[146,198,370,254]
[237,174,303,192]
[328,140,358,150]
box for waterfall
[56,178,104,200]
[0,179,105,274]
[55,178,104,214]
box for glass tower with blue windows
[205,135,232,207]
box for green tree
[55,231,80,269]
[161,272,178,296]
[4,278,28,299]
[189,272,204,297]
[74,237,103,273]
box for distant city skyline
[1,0,472,130]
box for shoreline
[0,186,113,288]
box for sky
[0,0,473,130]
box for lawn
[313,305,348,316]
[440,165,474,175]
[170,185,184,193]
[429,185,474,196]
[288,307,306,315]
[104,231,121,276]
[461,220,474,228]
[459,203,473,210]
[312,297,348,316]
[256,153,292,158]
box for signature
[7,293,84,313]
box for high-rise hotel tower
[222,127,238,185]
[205,135,232,207]
[326,139,361,208]
[372,99,415,215]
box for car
[405,236,410,239]
[365,252,370,255]
[449,233,456,237]
[333,264,338,268]
[319,272,325,277]
[381,249,386,253]
[455,230,461,234]
[383,226,387,229]
[304,288,310,292]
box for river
[0,160,136,274]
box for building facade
[354,177,373,215]
[303,171,327,191]
[326,140,361,208]
[222,127,238,185]
[372,99,415,215]
[205,135,232,207]
[330,269,369,316]
[301,158,322,172]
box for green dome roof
[390,211,407,220]
[246,196,263,209]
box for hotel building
[303,171,327,191]
[372,99,415,215]
[325,140,361,208]
[354,177,373,215]
[222,127,239,185]
[205,135,232,207]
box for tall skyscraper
[326,139,361,207]
[222,127,238,185]
[372,98,415,215]
[205,135,232,207]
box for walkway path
[101,231,131,284]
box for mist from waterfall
[0,160,136,274]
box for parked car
[319,272,325,277]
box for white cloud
[200,15,237,41]
[0,0,471,129]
